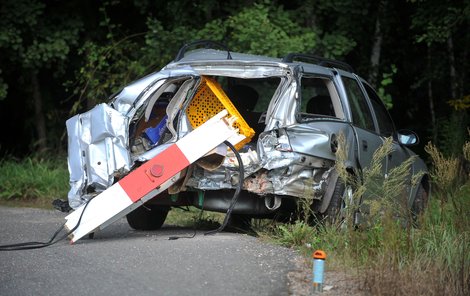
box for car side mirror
[397,129,419,146]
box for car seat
[306,95,335,117]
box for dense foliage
[0,0,468,156]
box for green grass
[0,156,69,207]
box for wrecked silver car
[67,41,430,230]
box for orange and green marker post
[312,250,327,292]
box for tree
[0,0,82,153]
[0,0,467,157]
[76,1,318,109]
[410,0,470,148]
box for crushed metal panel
[286,122,354,161]
[111,72,166,114]
[66,115,86,209]
[186,124,338,200]
[264,76,297,131]
[67,68,201,209]
[67,103,131,209]
[181,64,289,79]
[111,68,198,114]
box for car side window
[342,77,375,131]
[299,76,340,120]
[363,83,395,137]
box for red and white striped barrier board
[65,110,245,243]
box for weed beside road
[263,139,470,295]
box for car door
[361,82,413,185]
[340,75,385,174]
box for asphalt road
[0,206,298,296]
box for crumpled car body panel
[67,103,130,208]
[67,68,199,208]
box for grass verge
[0,156,69,208]
[260,138,470,296]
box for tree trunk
[31,72,48,153]
[427,45,437,143]
[459,32,467,99]
[459,20,468,99]
[368,2,385,88]
[447,35,458,99]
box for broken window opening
[180,76,281,146]
[130,75,281,158]
[130,80,187,155]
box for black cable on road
[0,199,92,251]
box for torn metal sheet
[186,126,335,200]
[111,68,198,115]
[67,103,131,209]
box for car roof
[166,48,354,75]
[175,48,282,63]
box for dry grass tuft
[363,255,456,296]
[424,142,459,199]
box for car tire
[323,177,346,224]
[411,183,428,225]
[322,175,359,227]
[126,205,170,230]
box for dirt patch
[287,256,364,295]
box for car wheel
[411,183,428,225]
[126,205,170,230]
[323,177,355,227]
